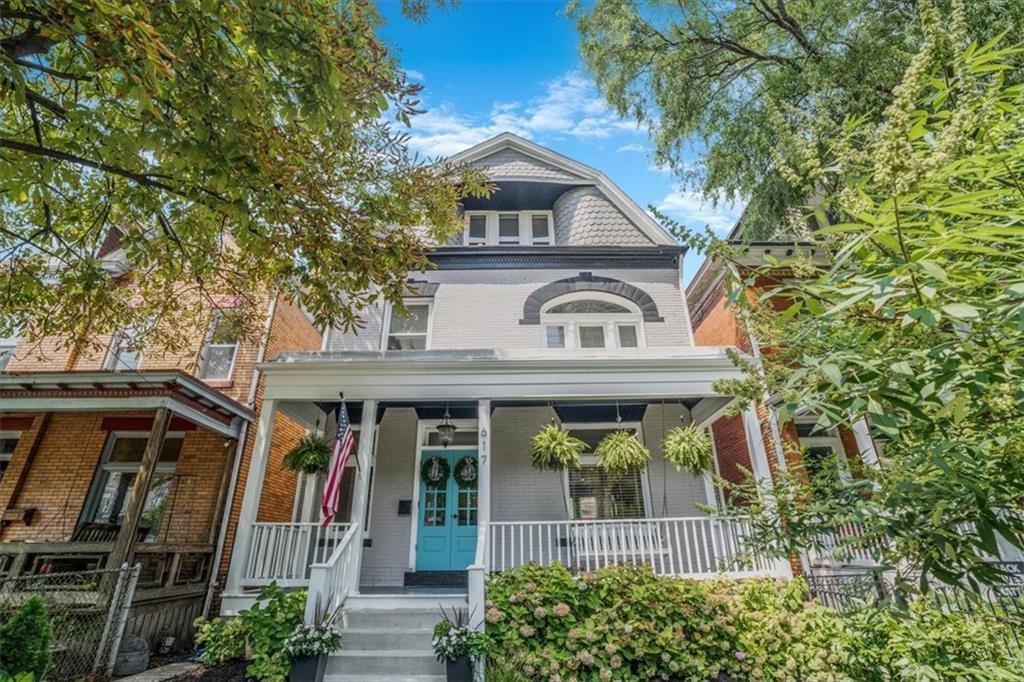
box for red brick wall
[711,413,752,492]
[0,410,231,545]
[215,296,323,587]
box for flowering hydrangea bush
[482,563,1021,681]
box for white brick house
[220,135,787,653]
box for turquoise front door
[416,449,479,571]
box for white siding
[328,267,693,352]
[325,302,384,352]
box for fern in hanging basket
[595,430,650,472]
[530,424,586,470]
[662,425,714,476]
[282,434,333,474]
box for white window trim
[408,418,479,570]
[199,313,240,381]
[0,430,20,477]
[104,331,143,372]
[540,292,647,350]
[82,431,185,524]
[462,211,554,246]
[560,421,652,520]
[794,416,852,483]
[381,298,433,351]
[0,338,17,371]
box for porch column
[344,400,377,594]
[741,406,775,488]
[225,398,278,593]
[851,418,881,469]
[108,407,171,569]
[477,399,492,530]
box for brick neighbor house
[0,234,321,649]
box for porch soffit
[259,347,747,405]
[0,370,252,438]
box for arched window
[540,293,645,349]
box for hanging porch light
[436,406,457,448]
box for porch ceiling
[260,347,746,424]
[0,370,252,438]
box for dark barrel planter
[290,654,326,682]
[446,656,473,682]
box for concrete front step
[323,671,444,675]
[341,607,444,630]
[341,627,434,651]
[327,650,444,676]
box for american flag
[321,401,355,527]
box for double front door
[416,449,478,571]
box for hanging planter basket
[282,434,333,475]
[662,425,714,476]
[529,424,586,470]
[454,457,479,487]
[595,430,650,472]
[421,455,451,486]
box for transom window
[0,432,19,482]
[541,293,644,349]
[199,312,239,381]
[86,432,184,543]
[385,300,432,351]
[563,425,649,520]
[463,211,553,246]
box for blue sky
[378,1,742,284]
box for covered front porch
[221,348,789,617]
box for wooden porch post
[347,399,378,595]
[108,407,171,569]
[225,398,277,593]
[477,399,491,531]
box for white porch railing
[243,522,350,586]
[304,523,361,623]
[811,521,883,566]
[488,517,779,578]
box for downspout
[203,296,278,616]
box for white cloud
[655,188,744,235]
[616,143,646,153]
[406,70,642,157]
[404,69,425,81]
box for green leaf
[941,303,981,319]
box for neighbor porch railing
[487,517,779,578]
[810,521,884,567]
[304,523,361,623]
[243,522,350,586]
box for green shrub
[0,596,52,681]
[194,583,306,682]
[662,426,714,476]
[593,430,649,472]
[530,425,586,470]
[482,563,1023,681]
[281,434,332,474]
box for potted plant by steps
[283,614,341,682]
[432,608,488,682]
[282,433,333,475]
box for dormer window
[540,294,645,349]
[463,211,554,246]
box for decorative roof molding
[406,279,439,297]
[519,272,664,325]
[446,133,678,246]
[428,245,683,271]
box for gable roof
[448,133,677,246]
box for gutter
[203,296,278,616]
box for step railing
[467,524,488,631]
[488,516,779,578]
[244,522,351,586]
[304,523,361,623]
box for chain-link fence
[0,564,140,681]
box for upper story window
[463,211,553,246]
[0,339,16,371]
[794,417,850,496]
[199,312,239,381]
[105,325,144,371]
[541,294,645,349]
[385,300,432,351]
[0,432,19,481]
